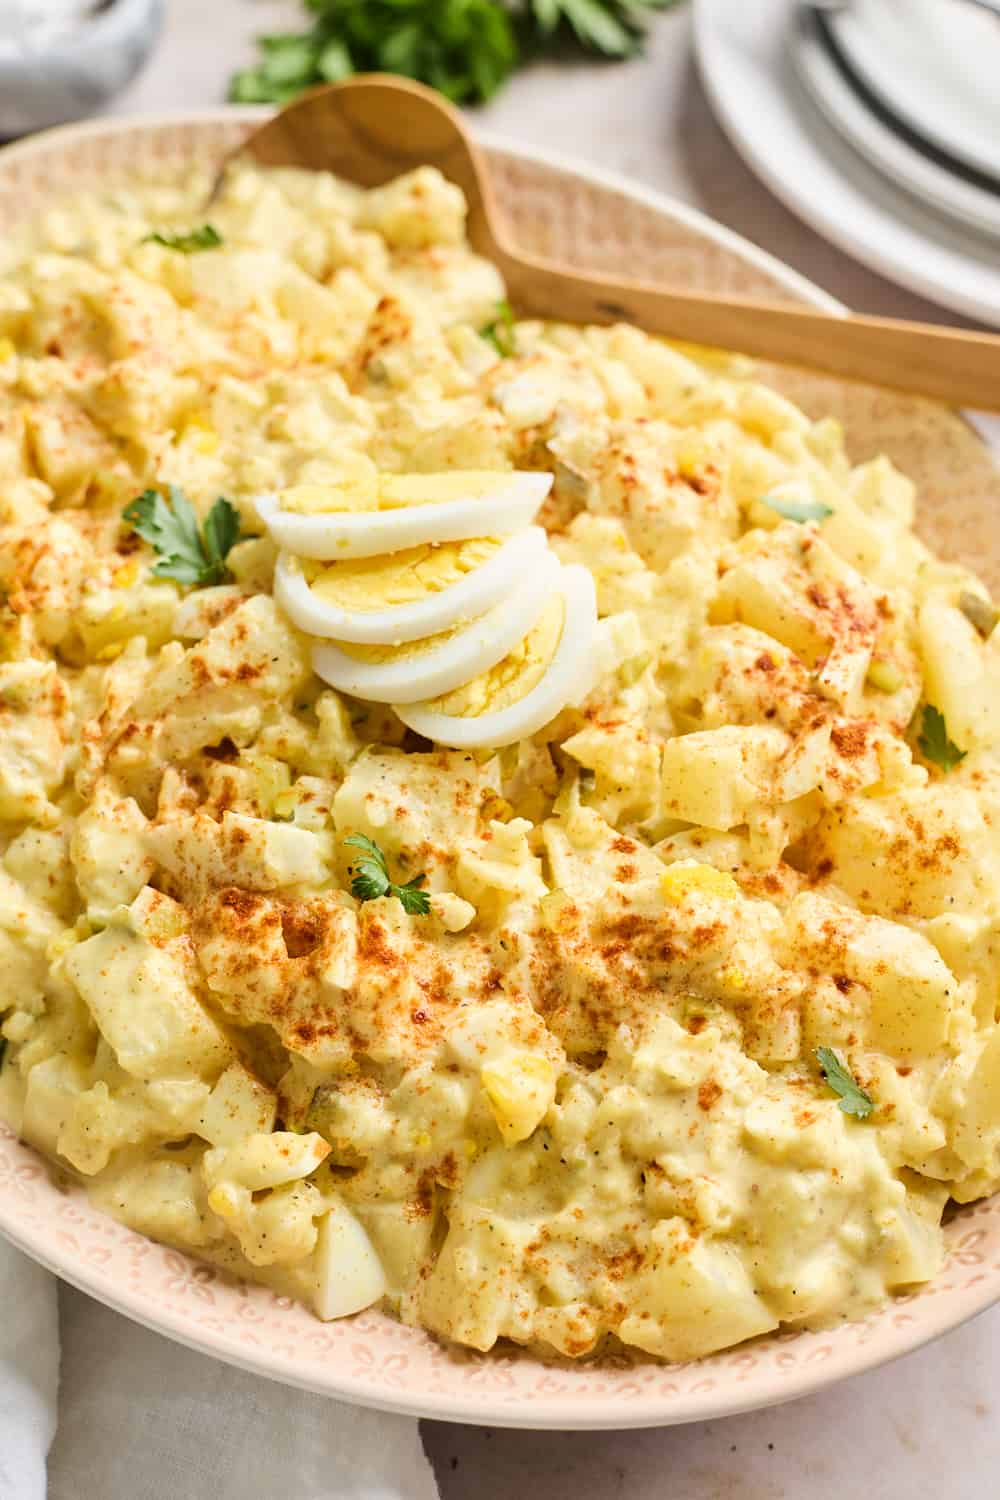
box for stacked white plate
[694,0,1000,324]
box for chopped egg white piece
[312,1200,387,1322]
[256,469,551,559]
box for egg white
[311,1202,386,1321]
[273,526,549,645]
[311,549,561,704]
[394,564,598,750]
[256,470,552,560]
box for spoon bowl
[222,74,1000,411]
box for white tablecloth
[0,1238,438,1500]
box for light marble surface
[47,2,1000,1495]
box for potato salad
[2,159,1000,1362]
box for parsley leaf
[761,493,833,524]
[122,488,249,587]
[345,834,431,915]
[916,704,967,773]
[229,0,677,107]
[816,1047,875,1120]
[143,224,223,253]
[479,299,517,357]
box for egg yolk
[280,469,512,515]
[308,537,502,613]
[334,617,471,663]
[424,594,565,718]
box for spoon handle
[501,253,1000,410]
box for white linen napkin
[0,1240,58,1500]
[0,1239,439,1500]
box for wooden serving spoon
[223,74,1000,410]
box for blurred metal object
[802,0,1000,13]
[0,0,164,138]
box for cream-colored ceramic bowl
[1,110,998,1430]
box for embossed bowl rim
[0,108,997,1430]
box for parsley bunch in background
[230,0,679,108]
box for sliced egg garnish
[394,564,598,749]
[274,526,548,644]
[256,469,552,560]
[312,548,561,704]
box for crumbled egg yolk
[180,413,220,454]
[207,1182,244,1220]
[660,864,741,903]
[111,559,141,589]
[481,1052,557,1145]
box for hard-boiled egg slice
[395,564,597,749]
[256,469,551,560]
[312,548,561,704]
[274,526,548,645]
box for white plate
[792,8,1000,242]
[827,0,1000,185]
[694,0,1000,325]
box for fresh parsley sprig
[143,225,223,253]
[761,493,833,524]
[345,834,431,915]
[229,0,679,108]
[231,0,517,105]
[479,299,517,357]
[916,704,966,773]
[816,1047,875,1120]
[122,487,249,588]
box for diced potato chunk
[660,726,789,829]
[65,921,233,1080]
[619,1218,778,1359]
[21,1053,89,1156]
